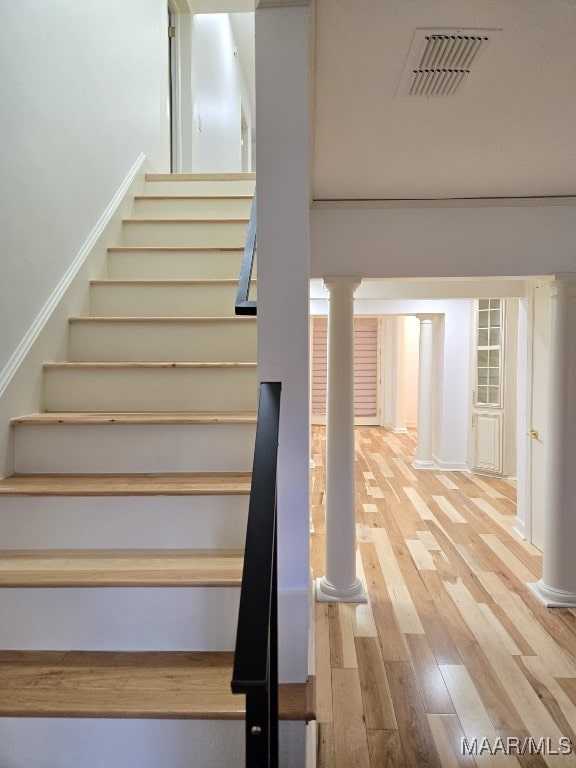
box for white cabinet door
[473,411,502,473]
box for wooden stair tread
[146,173,256,181]
[0,472,252,496]
[68,316,257,324]
[135,195,253,201]
[90,279,255,285]
[0,651,313,720]
[44,362,257,369]
[0,549,243,587]
[107,247,244,253]
[122,218,249,224]
[11,412,257,426]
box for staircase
[0,173,310,767]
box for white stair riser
[0,496,248,549]
[0,588,239,651]
[121,221,248,248]
[144,179,255,195]
[132,197,252,219]
[107,250,246,280]
[90,282,256,317]
[14,423,256,473]
[0,721,305,768]
[43,367,258,412]
[69,322,256,363]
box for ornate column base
[527,580,576,608]
[315,576,368,604]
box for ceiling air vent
[397,28,496,97]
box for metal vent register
[398,29,495,97]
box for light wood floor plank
[519,656,576,746]
[495,731,549,768]
[332,668,371,768]
[317,722,336,768]
[417,530,443,551]
[355,636,397,729]
[432,496,468,524]
[359,542,389,598]
[372,599,412,662]
[367,730,406,768]
[312,426,576,768]
[405,634,456,714]
[427,714,477,768]
[315,603,334,723]
[349,599,378,638]
[406,539,437,571]
[372,528,426,634]
[385,661,443,768]
[479,533,540,583]
[477,573,576,678]
[439,664,516,768]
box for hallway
[311,427,576,767]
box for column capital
[416,314,437,324]
[550,274,576,299]
[323,276,362,297]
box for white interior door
[529,283,551,552]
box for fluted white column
[531,276,576,607]
[317,277,367,603]
[413,315,436,470]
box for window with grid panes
[475,299,502,406]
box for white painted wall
[0,0,169,378]
[434,302,473,470]
[0,719,306,768]
[192,14,254,172]
[515,297,530,538]
[404,316,419,428]
[256,4,311,685]
[310,204,576,278]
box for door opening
[241,106,249,173]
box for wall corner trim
[0,153,147,400]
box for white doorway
[241,106,249,172]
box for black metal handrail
[231,381,281,768]
[235,190,257,316]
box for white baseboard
[513,520,526,540]
[307,569,316,676]
[278,587,309,683]
[432,456,470,472]
[0,154,149,477]
[306,721,318,768]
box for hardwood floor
[311,426,576,768]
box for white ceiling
[312,0,576,200]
